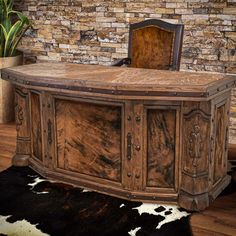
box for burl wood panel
[147,109,176,188]
[213,103,227,184]
[30,92,42,161]
[131,26,174,70]
[56,99,122,182]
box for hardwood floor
[0,123,16,172]
[0,123,235,235]
[191,189,236,236]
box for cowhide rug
[0,167,193,236]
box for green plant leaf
[0,0,31,57]
[10,24,30,56]
[2,17,11,32]
[9,10,30,25]
[0,23,7,38]
[3,20,22,57]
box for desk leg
[12,154,29,166]
[12,87,31,167]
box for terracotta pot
[0,53,23,123]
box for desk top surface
[2,62,236,98]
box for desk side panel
[213,100,229,185]
[209,92,231,200]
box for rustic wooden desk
[2,63,236,211]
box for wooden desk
[2,63,236,211]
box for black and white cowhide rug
[0,167,192,236]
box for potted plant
[0,0,30,123]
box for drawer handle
[127,132,132,160]
[48,119,52,144]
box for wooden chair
[114,19,184,71]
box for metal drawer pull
[48,119,52,144]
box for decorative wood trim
[183,109,211,176]
[15,104,23,131]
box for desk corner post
[179,104,212,211]
[13,86,31,167]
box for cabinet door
[144,106,180,193]
[55,98,123,183]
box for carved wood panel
[213,103,227,184]
[30,92,42,161]
[56,99,122,182]
[15,87,31,156]
[147,109,176,188]
[15,88,30,138]
[183,110,211,175]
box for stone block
[223,8,236,14]
[28,6,37,11]
[111,23,127,28]
[175,9,193,15]
[96,17,117,22]
[111,52,127,59]
[225,31,236,39]
[155,8,174,14]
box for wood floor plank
[191,212,236,236]
[0,123,16,171]
[192,227,232,236]
[191,176,236,236]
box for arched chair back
[114,19,184,71]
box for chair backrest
[128,19,184,71]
